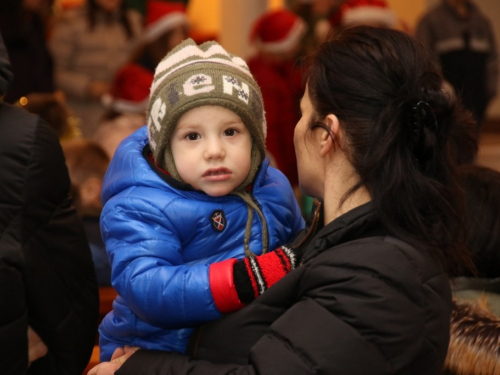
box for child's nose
[204,138,225,160]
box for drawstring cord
[232,191,269,258]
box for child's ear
[319,114,341,157]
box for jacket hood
[0,33,13,96]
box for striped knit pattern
[234,245,297,304]
[146,38,267,189]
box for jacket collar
[301,201,388,264]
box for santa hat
[143,1,190,43]
[102,63,154,113]
[336,0,396,28]
[250,9,307,54]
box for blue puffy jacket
[98,126,305,360]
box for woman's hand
[87,346,139,375]
[28,325,48,366]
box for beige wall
[187,0,282,58]
[386,0,427,33]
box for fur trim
[444,297,500,375]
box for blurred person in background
[247,9,307,195]
[95,57,153,159]
[0,32,98,375]
[415,0,499,136]
[329,0,398,34]
[49,0,143,138]
[127,0,190,74]
[91,0,189,156]
[0,0,55,104]
[287,0,348,54]
[62,139,112,286]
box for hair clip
[409,100,438,163]
[413,101,438,132]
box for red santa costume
[247,10,307,188]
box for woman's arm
[90,298,392,375]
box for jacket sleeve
[101,198,221,328]
[0,259,27,374]
[114,301,393,375]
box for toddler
[98,39,305,360]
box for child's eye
[224,129,238,136]
[185,133,200,141]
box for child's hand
[233,244,301,304]
[210,243,302,314]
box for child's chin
[205,190,231,197]
[203,186,234,197]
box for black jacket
[0,102,99,374]
[117,202,451,375]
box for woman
[49,0,142,137]
[89,26,477,375]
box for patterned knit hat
[147,38,267,192]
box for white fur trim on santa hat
[143,12,190,43]
[342,6,396,28]
[257,18,307,54]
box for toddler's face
[170,106,252,196]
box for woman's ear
[319,114,341,157]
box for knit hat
[144,1,190,43]
[336,0,397,28]
[250,9,307,54]
[147,38,267,192]
[101,63,154,113]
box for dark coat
[0,102,99,374]
[116,202,452,375]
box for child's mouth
[206,170,229,176]
[203,168,232,180]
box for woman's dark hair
[306,26,477,275]
[87,0,134,39]
[458,165,500,278]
